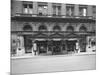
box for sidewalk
[11,52,96,60]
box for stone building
[11,0,96,56]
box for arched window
[67,26,74,32]
[53,25,61,31]
[79,26,87,32]
[38,25,47,31]
[23,24,32,31]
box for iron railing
[14,13,94,19]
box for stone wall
[11,21,95,32]
[11,0,96,19]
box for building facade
[11,0,96,56]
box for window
[53,25,61,31]
[79,6,87,16]
[38,25,47,31]
[79,26,87,32]
[92,6,96,14]
[11,39,17,55]
[53,6,56,16]
[23,3,33,14]
[12,40,16,43]
[23,25,32,31]
[38,5,48,16]
[66,6,74,16]
[53,6,61,16]
[91,41,96,46]
[67,26,74,32]
[58,6,61,16]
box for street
[11,54,96,74]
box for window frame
[79,5,88,16]
[22,2,33,14]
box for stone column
[16,35,25,56]
[87,5,93,16]
[48,3,53,16]
[61,4,66,17]
[74,5,79,16]
[33,2,38,15]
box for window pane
[29,9,33,14]
[43,6,48,15]
[79,7,87,16]
[83,8,87,16]
[53,6,56,15]
[58,6,61,15]
[38,5,48,15]
[29,4,33,8]
[24,8,28,13]
[23,4,28,13]
[92,6,96,14]
[23,4,27,8]
[66,7,74,16]
[43,6,47,9]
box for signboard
[68,38,77,40]
[35,39,46,41]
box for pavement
[11,52,96,59]
[11,52,96,74]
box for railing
[14,13,94,19]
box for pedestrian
[75,42,79,53]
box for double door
[66,40,77,52]
[52,41,62,54]
[37,41,48,54]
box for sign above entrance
[35,39,46,41]
[68,38,78,40]
[52,39,62,41]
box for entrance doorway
[66,40,77,53]
[52,41,62,54]
[24,35,33,53]
[36,40,48,54]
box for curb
[11,52,96,60]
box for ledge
[11,14,95,23]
